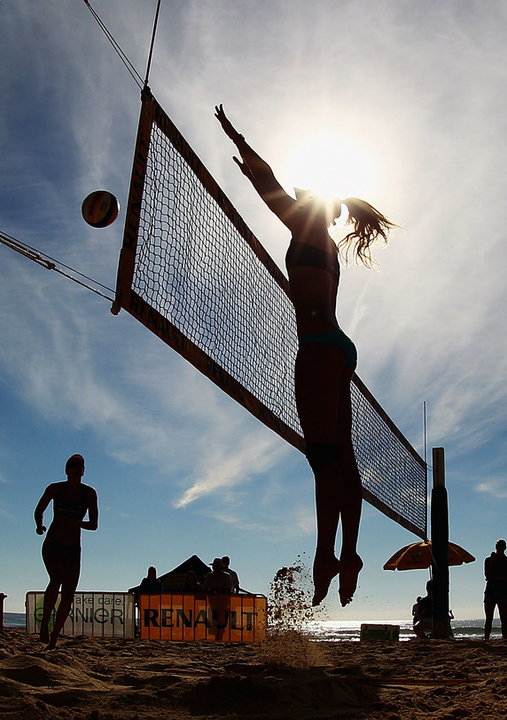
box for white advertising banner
[26,591,135,638]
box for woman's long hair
[340,198,397,267]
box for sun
[282,132,376,203]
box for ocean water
[3,613,25,628]
[305,618,503,642]
[2,612,502,640]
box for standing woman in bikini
[215,105,396,606]
[34,454,98,648]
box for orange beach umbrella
[383,540,475,571]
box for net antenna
[113,89,428,539]
[144,0,162,88]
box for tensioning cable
[82,0,145,89]
[0,231,115,302]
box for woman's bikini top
[54,484,88,521]
[285,236,339,279]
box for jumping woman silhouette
[215,105,396,606]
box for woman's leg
[47,548,81,649]
[484,600,495,640]
[334,368,363,606]
[295,344,362,606]
[40,542,63,644]
[498,601,507,639]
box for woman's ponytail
[340,198,397,267]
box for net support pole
[431,447,451,639]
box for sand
[1,628,507,720]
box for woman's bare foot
[338,553,363,606]
[45,633,57,651]
[312,554,341,606]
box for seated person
[414,580,433,638]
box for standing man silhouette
[484,539,507,640]
[222,556,240,593]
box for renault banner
[139,593,267,642]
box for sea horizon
[3,612,501,641]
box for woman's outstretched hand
[214,104,240,141]
[215,104,253,180]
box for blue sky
[1,0,507,621]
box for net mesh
[115,90,427,538]
[134,122,298,431]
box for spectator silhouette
[413,580,433,639]
[202,558,233,594]
[222,556,240,594]
[484,539,507,640]
[184,570,201,593]
[139,566,162,594]
[411,595,422,627]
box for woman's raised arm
[215,105,297,228]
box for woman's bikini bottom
[298,329,357,369]
[297,329,358,473]
[42,539,81,568]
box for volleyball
[81,190,120,228]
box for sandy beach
[1,628,507,719]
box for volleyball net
[113,88,427,539]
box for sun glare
[282,132,375,203]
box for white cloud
[475,480,507,500]
[173,426,289,508]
